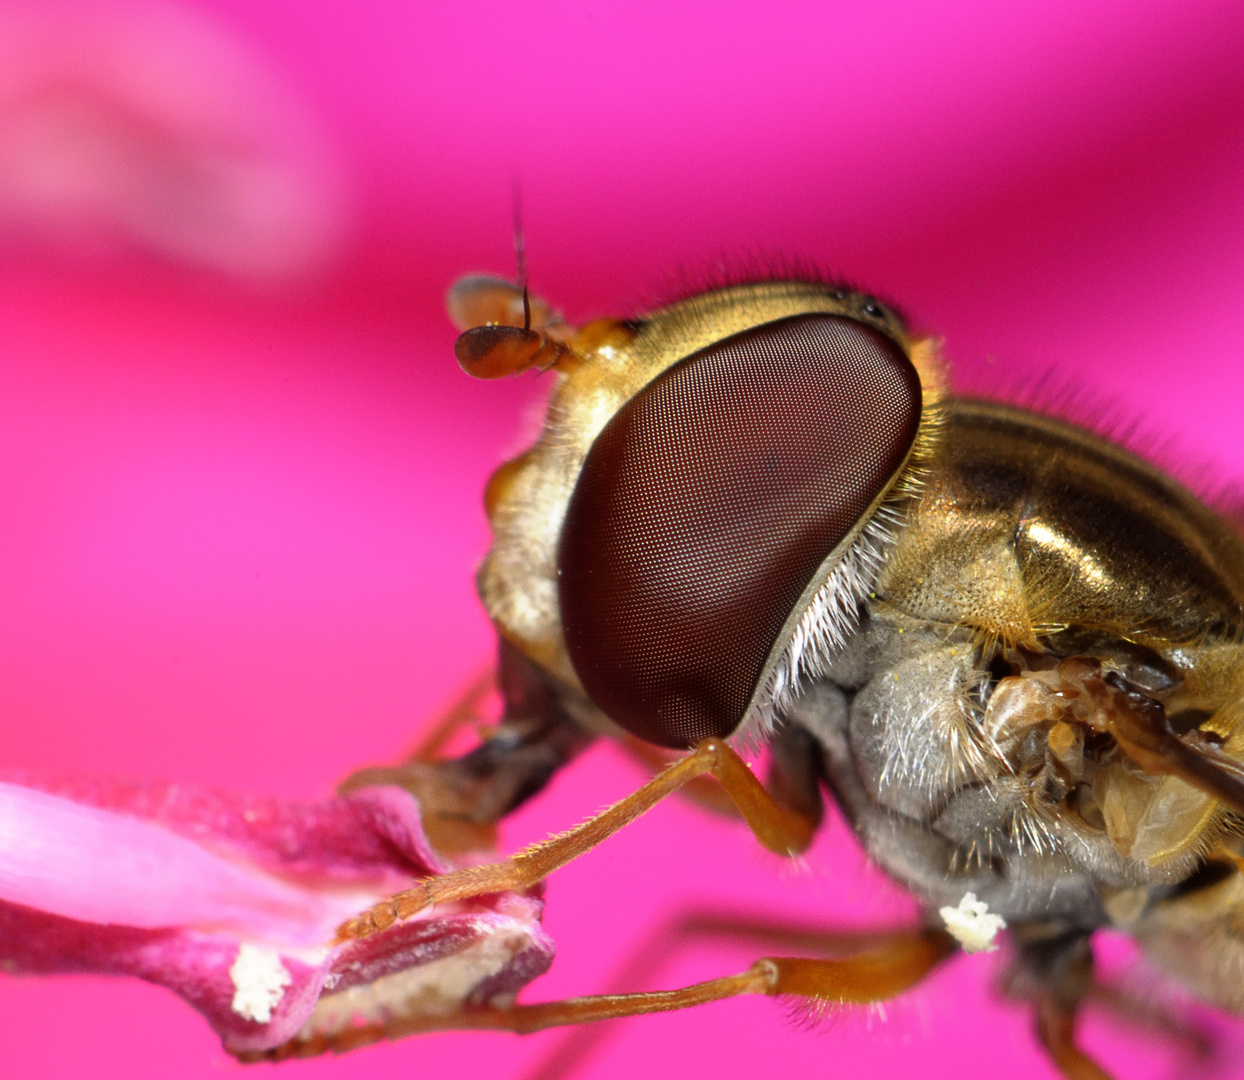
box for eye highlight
[557,313,922,749]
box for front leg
[338,641,594,855]
[338,736,822,941]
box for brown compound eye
[557,313,922,749]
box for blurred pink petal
[0,1,346,283]
[0,2,1240,1079]
[0,777,553,1054]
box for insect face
[319,271,1244,1080]
[468,279,946,750]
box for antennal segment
[513,175,531,333]
[445,190,636,380]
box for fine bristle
[733,345,947,753]
[961,366,1244,529]
[636,251,912,330]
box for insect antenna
[451,180,582,379]
[512,174,531,332]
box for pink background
[1,1,1243,1078]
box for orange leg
[519,911,939,1080]
[1035,1000,1116,1080]
[335,644,596,858]
[620,736,743,819]
[338,737,820,941]
[408,668,498,762]
[242,925,954,1062]
[618,720,824,829]
[1003,925,1121,1080]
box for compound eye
[557,314,921,749]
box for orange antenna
[450,185,601,380]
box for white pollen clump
[229,943,292,1023]
[939,892,1007,953]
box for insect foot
[337,862,533,941]
[336,883,436,942]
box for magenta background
[1,2,1243,1078]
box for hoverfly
[262,271,1244,1078]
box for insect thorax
[788,398,1244,931]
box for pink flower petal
[0,782,368,941]
[0,1,346,283]
[9,776,450,882]
[0,778,554,1053]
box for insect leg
[619,736,743,818]
[1050,658,1244,815]
[1035,1001,1115,1080]
[1003,929,1116,1080]
[620,721,825,824]
[338,736,821,941]
[521,910,938,1080]
[338,642,594,857]
[247,925,954,1061]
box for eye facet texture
[558,314,922,748]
